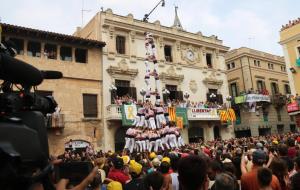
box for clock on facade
[186,50,195,61]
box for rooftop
[281,18,300,31]
[226,47,285,63]
[1,23,106,48]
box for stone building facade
[225,47,296,137]
[75,9,233,151]
[1,23,105,155]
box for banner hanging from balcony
[168,107,188,127]
[176,107,188,127]
[219,108,236,124]
[245,94,270,102]
[121,104,137,126]
[189,108,219,120]
[287,102,299,113]
[234,94,270,104]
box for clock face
[186,50,195,61]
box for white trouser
[156,114,166,129]
[149,141,156,152]
[146,140,150,151]
[169,134,178,149]
[162,136,170,149]
[124,137,130,149]
[178,136,185,147]
[154,63,159,73]
[145,119,149,128]
[155,77,160,91]
[155,139,164,152]
[129,138,135,153]
[133,116,140,127]
[138,116,145,127]
[136,140,141,152]
[141,140,146,152]
[149,117,156,129]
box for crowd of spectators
[51,132,300,190]
[114,95,137,105]
[281,18,300,31]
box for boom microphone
[0,53,43,86]
[41,71,63,80]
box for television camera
[0,39,62,190]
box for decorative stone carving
[203,71,223,87]
[108,26,115,39]
[130,31,136,42]
[107,59,138,80]
[189,80,198,94]
[160,66,184,83]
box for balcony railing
[106,104,122,120]
[272,94,287,107]
[46,114,65,128]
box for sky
[1,0,299,56]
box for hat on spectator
[150,152,157,159]
[129,160,142,175]
[152,158,161,167]
[157,155,163,161]
[162,157,171,164]
[256,142,263,149]
[107,181,122,190]
[252,150,266,164]
[121,156,130,165]
[272,140,279,145]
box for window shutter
[83,94,98,118]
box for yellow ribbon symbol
[127,106,134,119]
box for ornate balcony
[106,104,122,120]
[46,114,65,128]
[272,94,287,108]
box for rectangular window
[10,38,24,55]
[284,84,291,94]
[166,85,178,101]
[27,41,41,57]
[227,63,231,70]
[277,125,284,134]
[206,53,213,68]
[164,45,173,62]
[75,48,87,63]
[290,124,296,133]
[231,62,235,68]
[230,83,238,97]
[83,94,98,118]
[290,116,295,122]
[60,46,72,61]
[44,43,57,59]
[257,60,261,67]
[276,109,282,122]
[115,80,130,87]
[254,60,257,66]
[271,82,279,95]
[116,36,126,54]
[257,80,264,92]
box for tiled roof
[0,23,106,48]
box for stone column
[107,26,116,60]
[129,31,137,63]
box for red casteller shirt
[108,168,130,185]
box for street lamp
[143,0,166,22]
[162,88,170,104]
[109,84,117,103]
[140,88,146,103]
[209,93,217,102]
[226,95,232,108]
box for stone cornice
[203,77,223,86]
[103,19,229,53]
[106,59,138,80]
[159,72,184,83]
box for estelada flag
[176,117,183,129]
[168,107,176,121]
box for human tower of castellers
[124,32,185,153]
